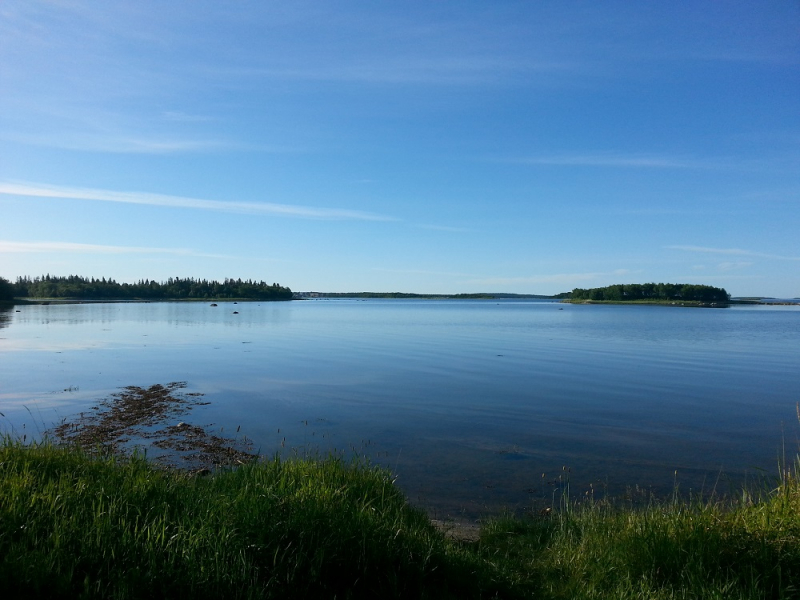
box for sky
[1,1,799,297]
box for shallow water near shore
[1,299,799,519]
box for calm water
[1,300,799,518]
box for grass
[2,440,799,599]
[0,441,506,599]
[480,478,800,599]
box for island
[566,283,730,305]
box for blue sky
[1,1,798,296]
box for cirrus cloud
[0,240,231,259]
[0,181,396,222]
[667,245,800,261]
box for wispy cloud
[500,153,797,173]
[227,55,571,86]
[1,129,235,155]
[677,274,764,282]
[0,240,231,259]
[507,154,714,169]
[371,267,474,278]
[667,245,800,261]
[615,207,737,216]
[466,269,632,287]
[415,223,473,233]
[717,261,754,271]
[161,111,212,123]
[0,182,397,222]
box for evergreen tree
[0,277,14,302]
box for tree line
[7,275,293,301]
[300,292,500,299]
[0,277,14,302]
[570,283,729,303]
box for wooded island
[569,283,729,303]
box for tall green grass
[479,466,800,599]
[0,441,508,599]
[2,439,799,599]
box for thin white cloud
[466,269,632,287]
[415,223,473,233]
[226,55,572,86]
[0,240,231,259]
[371,267,474,278]
[510,154,713,169]
[667,245,800,261]
[502,154,797,173]
[616,207,734,216]
[0,181,397,222]
[161,111,212,123]
[718,261,754,271]
[677,274,764,282]
[1,130,237,155]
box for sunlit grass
[2,438,799,598]
[0,441,506,599]
[479,465,800,599]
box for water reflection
[0,305,13,329]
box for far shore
[561,299,729,307]
[4,297,290,305]
[562,298,799,307]
[6,296,798,307]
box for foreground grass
[0,442,504,599]
[481,481,800,599]
[2,442,799,599]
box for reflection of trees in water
[0,305,12,329]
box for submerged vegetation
[50,383,256,470]
[9,275,292,301]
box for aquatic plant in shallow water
[49,382,255,469]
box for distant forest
[296,292,565,299]
[570,283,729,303]
[7,275,293,301]
[0,277,14,302]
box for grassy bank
[481,480,800,599]
[2,441,799,599]
[0,442,503,599]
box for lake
[1,299,799,519]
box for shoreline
[561,299,729,307]
[3,439,798,598]
[5,297,292,305]
[561,298,800,307]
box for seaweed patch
[50,382,255,469]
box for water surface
[1,300,798,518]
